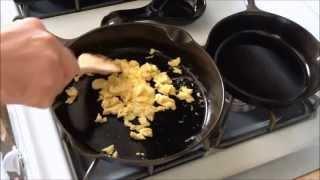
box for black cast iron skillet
[206,0,320,108]
[53,23,224,166]
[101,0,206,26]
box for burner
[230,98,256,112]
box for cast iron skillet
[205,0,320,107]
[53,23,224,166]
[101,0,206,26]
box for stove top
[61,95,319,180]
[14,0,136,18]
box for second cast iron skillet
[206,0,320,107]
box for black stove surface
[14,0,136,18]
[213,95,318,148]
[62,95,319,180]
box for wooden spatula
[78,53,120,75]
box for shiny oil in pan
[58,47,207,160]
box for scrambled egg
[130,131,146,140]
[153,72,172,85]
[101,144,118,158]
[155,94,176,110]
[140,63,160,81]
[157,84,176,96]
[168,57,182,74]
[91,57,195,141]
[149,48,158,55]
[112,151,118,158]
[74,75,81,82]
[101,144,114,154]
[173,67,182,74]
[177,86,195,103]
[65,86,78,104]
[95,113,107,123]
[168,57,181,67]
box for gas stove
[2,0,319,179]
[61,95,319,180]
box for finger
[17,17,46,30]
[58,47,80,86]
[53,65,67,96]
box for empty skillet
[53,23,224,166]
[206,0,320,107]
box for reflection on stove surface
[230,98,256,112]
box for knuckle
[30,30,56,44]
[44,48,60,62]
[39,32,56,43]
[26,17,43,27]
[42,75,56,91]
[23,17,44,29]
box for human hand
[0,18,80,108]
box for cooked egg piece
[157,84,176,96]
[149,48,158,55]
[168,57,181,67]
[92,78,108,90]
[112,151,118,158]
[74,74,82,82]
[65,87,78,104]
[138,117,151,127]
[172,67,182,74]
[101,144,115,155]
[145,55,154,59]
[177,86,195,103]
[139,128,153,137]
[95,113,107,123]
[65,86,78,97]
[153,72,172,86]
[140,63,160,81]
[65,96,77,104]
[130,131,146,140]
[155,94,176,110]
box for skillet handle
[245,0,261,12]
[101,5,154,27]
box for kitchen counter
[1,0,319,179]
